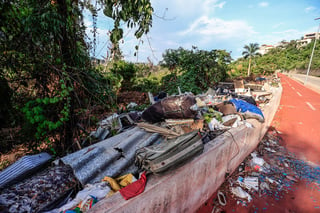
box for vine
[22,74,73,154]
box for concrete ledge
[90,85,283,213]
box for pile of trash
[0,78,278,213]
[208,129,320,212]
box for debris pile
[0,77,281,212]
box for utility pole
[304,17,320,85]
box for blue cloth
[229,98,264,118]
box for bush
[110,61,138,91]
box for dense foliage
[231,40,320,77]
[260,40,320,73]
[0,0,153,156]
[160,47,231,94]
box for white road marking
[291,87,295,90]
[306,102,316,111]
[297,92,302,97]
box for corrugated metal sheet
[55,127,162,185]
[0,152,52,188]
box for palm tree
[242,43,261,76]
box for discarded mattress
[0,165,78,213]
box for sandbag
[214,101,237,116]
[142,95,197,123]
[135,131,203,174]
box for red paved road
[197,73,320,213]
[273,73,320,164]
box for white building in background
[297,32,319,48]
[297,38,312,48]
[304,32,319,40]
[258,32,319,54]
[274,41,289,48]
[258,44,274,55]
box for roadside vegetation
[230,40,320,78]
[1,0,320,170]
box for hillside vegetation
[230,40,320,78]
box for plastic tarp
[229,99,265,122]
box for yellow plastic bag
[102,174,137,197]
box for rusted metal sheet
[55,127,162,185]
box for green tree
[160,47,231,94]
[101,0,153,58]
[242,43,261,76]
[0,0,154,155]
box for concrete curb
[286,74,320,94]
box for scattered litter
[207,130,320,212]
[217,190,227,206]
[264,147,276,153]
[208,118,227,131]
[58,182,110,212]
[99,113,119,127]
[127,102,138,109]
[243,177,259,191]
[250,155,265,167]
[90,126,110,141]
[231,186,252,202]
[260,182,270,191]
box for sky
[84,0,320,64]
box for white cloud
[173,16,258,60]
[272,22,285,29]
[179,16,256,39]
[259,2,269,7]
[203,0,226,15]
[305,6,315,13]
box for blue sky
[84,0,320,63]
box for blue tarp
[229,98,265,122]
[229,99,264,118]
